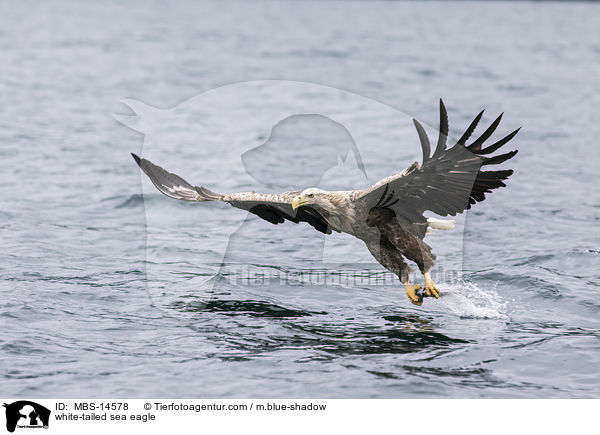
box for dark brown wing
[355,99,519,223]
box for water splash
[438,280,507,319]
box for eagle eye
[308,194,314,198]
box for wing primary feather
[477,127,521,155]
[132,153,213,201]
[456,110,484,146]
[374,184,389,208]
[195,186,223,200]
[467,113,503,152]
[434,99,449,157]
[413,118,431,162]
[481,150,518,166]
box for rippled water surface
[1,0,599,398]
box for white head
[291,188,335,213]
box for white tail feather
[427,217,455,230]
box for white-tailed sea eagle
[132,100,519,305]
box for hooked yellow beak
[292,196,306,210]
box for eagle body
[132,100,519,306]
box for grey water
[1,0,599,398]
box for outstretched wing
[354,99,519,222]
[132,154,333,234]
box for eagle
[132,100,519,306]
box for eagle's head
[292,188,336,213]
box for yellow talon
[424,273,440,299]
[405,283,423,306]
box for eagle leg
[423,272,440,299]
[377,219,438,303]
[366,237,423,306]
[365,234,434,306]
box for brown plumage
[366,207,435,283]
